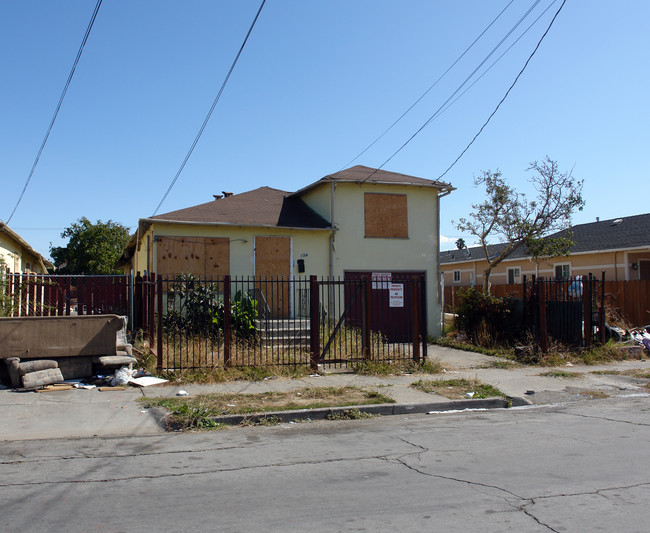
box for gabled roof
[440,213,650,265]
[148,186,331,229]
[0,221,53,271]
[291,165,455,197]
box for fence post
[129,272,135,331]
[361,276,371,360]
[148,273,156,344]
[134,272,143,331]
[583,274,592,347]
[538,278,548,353]
[309,275,320,372]
[599,271,606,344]
[224,275,231,367]
[411,276,420,363]
[440,273,445,335]
[151,276,163,370]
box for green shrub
[163,275,258,341]
[454,287,522,347]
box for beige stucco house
[0,222,52,274]
[441,213,650,287]
[119,165,454,336]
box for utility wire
[152,0,267,216]
[361,0,543,183]
[437,0,558,121]
[6,0,103,225]
[438,0,567,180]
[340,0,516,170]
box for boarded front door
[255,236,291,318]
[156,236,230,277]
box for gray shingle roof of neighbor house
[439,213,650,265]
[148,186,332,229]
[290,165,455,197]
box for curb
[157,396,532,430]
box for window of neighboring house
[453,270,461,283]
[555,263,571,280]
[507,267,521,285]
[639,260,650,281]
[364,193,408,238]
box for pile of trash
[607,324,650,351]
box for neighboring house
[0,222,52,274]
[440,213,650,286]
[119,165,454,336]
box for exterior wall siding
[441,249,650,285]
[327,182,442,336]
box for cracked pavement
[2,395,650,532]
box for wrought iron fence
[135,274,427,372]
[524,273,605,350]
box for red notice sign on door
[389,283,404,307]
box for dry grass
[410,378,506,400]
[133,326,424,383]
[140,386,395,429]
[575,389,610,399]
[539,370,582,378]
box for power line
[6,0,103,225]
[437,0,559,120]
[340,0,516,170]
[152,0,267,216]
[437,0,567,180]
[361,0,543,183]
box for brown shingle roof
[291,165,454,197]
[150,186,331,229]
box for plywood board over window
[364,193,408,238]
[156,236,229,277]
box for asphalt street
[2,394,649,532]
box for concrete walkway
[1,345,649,441]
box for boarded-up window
[156,236,229,277]
[364,193,408,238]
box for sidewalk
[1,346,649,441]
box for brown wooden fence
[2,273,130,318]
[603,280,650,327]
[445,279,650,328]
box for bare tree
[456,156,584,293]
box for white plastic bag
[111,366,132,386]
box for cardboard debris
[35,384,75,393]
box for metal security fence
[134,274,427,372]
[2,273,130,317]
[524,273,605,351]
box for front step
[257,319,310,348]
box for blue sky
[1,0,648,259]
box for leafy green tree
[50,217,130,274]
[455,157,584,293]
